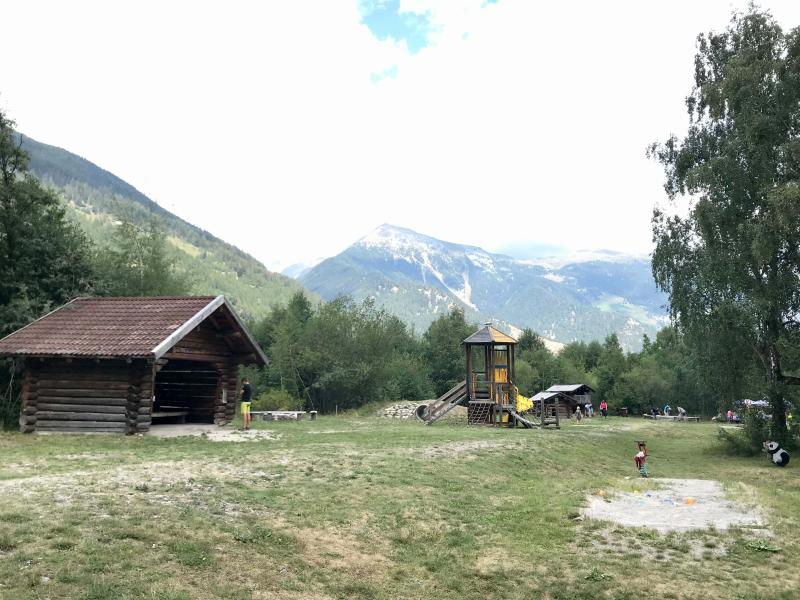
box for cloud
[360,0,435,54]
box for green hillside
[19,133,308,319]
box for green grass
[0,416,798,599]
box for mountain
[300,224,668,350]
[19,133,307,320]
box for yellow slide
[516,393,533,412]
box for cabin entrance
[153,360,220,424]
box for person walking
[599,400,608,418]
[240,377,253,431]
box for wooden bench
[643,414,699,422]
[250,410,307,422]
[151,409,189,424]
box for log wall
[21,359,150,434]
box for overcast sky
[3,1,800,271]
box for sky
[3,0,800,272]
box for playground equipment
[418,325,560,428]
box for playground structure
[418,325,560,428]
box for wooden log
[35,411,127,422]
[37,396,128,406]
[36,403,125,414]
[34,420,126,430]
[37,388,128,399]
[36,380,130,390]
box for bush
[251,389,300,411]
[717,410,770,455]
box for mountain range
[19,132,667,350]
[299,224,668,350]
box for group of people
[649,404,687,418]
[574,399,608,421]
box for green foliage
[252,293,431,412]
[252,389,299,411]
[423,308,475,397]
[94,219,191,296]
[717,410,771,456]
[650,6,800,445]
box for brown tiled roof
[463,325,517,345]
[0,296,219,358]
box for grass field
[0,415,798,599]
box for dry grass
[0,417,798,599]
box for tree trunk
[764,339,788,445]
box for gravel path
[583,478,765,533]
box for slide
[509,410,537,429]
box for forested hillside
[18,133,307,320]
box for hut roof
[546,383,596,394]
[464,325,517,345]
[531,391,567,402]
[0,295,267,365]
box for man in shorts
[240,377,253,430]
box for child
[634,440,648,477]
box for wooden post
[126,360,150,434]
[465,344,472,401]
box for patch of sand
[147,424,280,442]
[583,478,765,533]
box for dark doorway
[153,360,219,423]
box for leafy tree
[423,308,474,397]
[0,110,93,336]
[595,334,626,402]
[94,219,190,296]
[649,7,800,443]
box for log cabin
[0,296,267,434]
[545,383,596,417]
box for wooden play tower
[420,324,559,428]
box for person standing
[599,400,608,418]
[663,403,671,416]
[240,377,253,431]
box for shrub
[717,410,770,455]
[251,389,299,411]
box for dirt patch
[583,478,765,533]
[147,424,280,442]
[292,526,392,581]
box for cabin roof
[546,383,596,394]
[531,391,565,402]
[463,325,517,345]
[0,295,267,365]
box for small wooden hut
[0,296,267,434]
[532,390,572,420]
[545,384,596,416]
